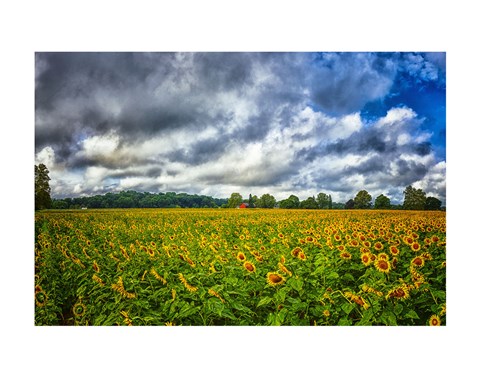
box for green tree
[279,194,300,209]
[354,190,372,209]
[328,194,332,209]
[344,199,355,209]
[299,196,318,209]
[35,164,52,210]
[425,196,442,211]
[256,193,276,208]
[227,193,243,208]
[403,185,426,210]
[316,192,330,209]
[248,194,254,208]
[374,194,391,209]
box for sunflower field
[34,209,446,326]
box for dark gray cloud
[35,52,446,204]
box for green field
[34,208,446,326]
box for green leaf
[327,271,339,280]
[380,310,397,326]
[393,303,403,316]
[338,317,352,326]
[356,309,374,326]
[341,302,355,315]
[275,289,287,303]
[404,309,420,320]
[289,277,304,292]
[257,296,272,307]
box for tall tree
[354,190,372,209]
[227,193,243,208]
[35,164,52,210]
[425,196,442,210]
[299,196,318,209]
[316,192,330,209]
[257,193,276,208]
[278,195,300,209]
[403,185,426,210]
[248,194,254,208]
[374,194,391,209]
[344,199,355,209]
[328,194,332,209]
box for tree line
[225,186,443,211]
[35,164,444,211]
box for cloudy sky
[35,52,446,204]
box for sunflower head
[389,246,400,256]
[340,252,352,260]
[374,242,384,251]
[374,258,391,274]
[298,251,307,261]
[291,247,302,258]
[267,272,285,286]
[73,302,86,318]
[429,314,441,326]
[243,261,256,273]
[411,256,425,268]
[410,242,421,252]
[35,290,47,307]
[236,252,246,261]
[361,253,371,266]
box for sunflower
[305,236,315,243]
[377,252,389,261]
[147,248,155,257]
[73,302,86,318]
[291,247,302,258]
[35,290,47,307]
[236,252,246,261]
[410,242,421,252]
[267,272,285,286]
[373,242,384,251]
[403,236,414,245]
[340,252,352,260]
[429,314,441,326]
[298,251,307,261]
[363,241,371,248]
[337,245,346,252]
[243,261,256,273]
[350,239,360,247]
[389,246,400,256]
[374,258,391,274]
[387,285,410,300]
[411,256,425,268]
[93,260,100,273]
[361,253,371,266]
[334,234,341,242]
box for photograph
[34,52,446,326]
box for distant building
[238,203,253,209]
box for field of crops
[34,208,446,326]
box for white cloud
[35,146,56,168]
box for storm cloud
[35,52,446,205]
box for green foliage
[316,193,330,209]
[403,185,426,210]
[354,190,372,209]
[35,164,52,210]
[227,193,243,208]
[256,193,276,208]
[425,196,442,211]
[35,208,446,326]
[374,194,391,209]
[299,196,318,209]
